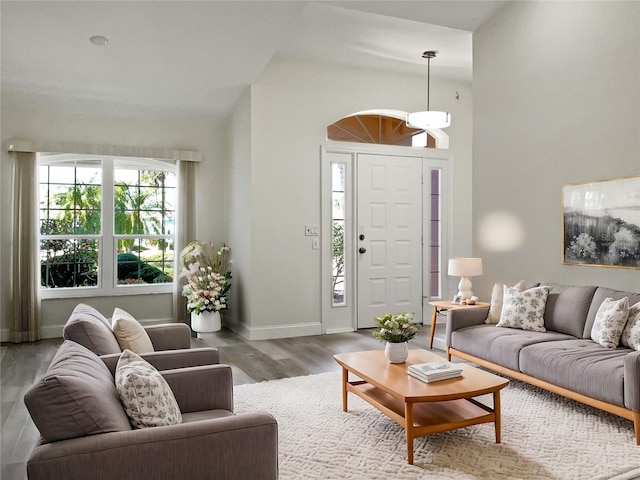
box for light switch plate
[305,225,319,236]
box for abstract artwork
[563,175,640,269]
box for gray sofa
[24,340,279,480]
[446,284,640,445]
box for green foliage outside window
[40,168,175,288]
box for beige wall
[236,58,473,338]
[0,92,227,338]
[473,1,640,298]
[1,56,474,341]
[226,89,253,334]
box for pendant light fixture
[406,51,451,130]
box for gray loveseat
[24,340,279,480]
[446,284,640,444]
[63,303,221,371]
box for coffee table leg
[342,367,348,412]
[405,402,414,465]
[494,390,502,443]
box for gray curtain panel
[10,151,41,342]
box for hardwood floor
[1,327,443,480]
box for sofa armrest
[144,323,192,350]
[101,347,220,375]
[27,412,278,480]
[445,306,489,347]
[161,364,233,413]
[624,350,640,412]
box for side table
[428,300,490,349]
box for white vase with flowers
[179,241,231,338]
[372,312,419,363]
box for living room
[1,1,639,479]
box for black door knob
[359,234,365,240]
[359,247,366,254]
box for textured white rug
[234,371,640,480]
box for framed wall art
[562,175,640,269]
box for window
[331,162,346,306]
[39,154,176,295]
[429,169,442,298]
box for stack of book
[408,361,463,383]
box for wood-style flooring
[1,327,442,480]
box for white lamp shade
[406,111,451,129]
[448,258,483,277]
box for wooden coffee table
[333,349,509,464]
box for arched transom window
[327,109,448,149]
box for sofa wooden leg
[634,411,640,446]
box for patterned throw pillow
[485,280,527,324]
[590,297,629,349]
[620,301,640,351]
[115,350,182,428]
[497,285,550,332]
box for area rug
[233,371,640,480]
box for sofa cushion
[115,350,182,428]
[450,325,575,371]
[485,280,526,324]
[543,285,597,338]
[63,303,121,355]
[590,297,629,349]
[621,302,640,351]
[24,340,131,443]
[519,339,628,407]
[497,286,549,332]
[111,308,154,353]
[584,288,640,338]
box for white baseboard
[225,321,322,341]
[324,327,356,335]
[0,318,176,343]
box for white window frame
[38,153,176,299]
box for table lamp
[448,258,483,301]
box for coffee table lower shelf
[346,380,500,464]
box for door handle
[359,247,366,254]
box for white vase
[191,310,221,338]
[384,341,409,363]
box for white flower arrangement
[372,312,419,343]
[179,242,231,314]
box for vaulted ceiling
[1,1,507,118]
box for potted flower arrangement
[372,312,419,363]
[179,241,231,336]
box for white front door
[356,154,423,328]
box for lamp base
[456,276,474,301]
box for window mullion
[102,158,115,291]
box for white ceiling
[0,1,507,118]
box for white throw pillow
[111,308,154,353]
[115,349,182,428]
[497,285,550,332]
[591,297,629,349]
[485,279,527,324]
[621,302,640,351]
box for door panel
[357,154,422,328]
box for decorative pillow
[63,303,122,355]
[621,302,640,350]
[485,279,527,324]
[591,297,629,349]
[111,308,154,353]
[497,285,550,332]
[115,350,182,428]
[24,340,131,442]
